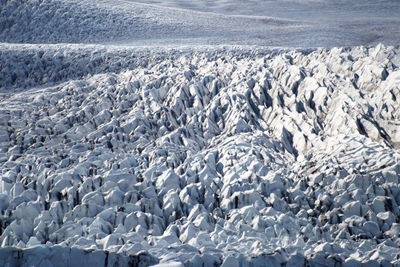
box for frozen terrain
[1,0,400,266]
[1,0,400,47]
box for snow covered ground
[1,0,400,266]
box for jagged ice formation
[0,43,400,266]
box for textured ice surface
[0,43,400,266]
[1,0,400,47]
[1,0,400,266]
[0,246,158,267]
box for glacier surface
[1,0,400,266]
[1,43,400,266]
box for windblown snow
[1,0,400,266]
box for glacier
[1,0,400,266]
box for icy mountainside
[1,0,400,47]
[0,43,400,266]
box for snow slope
[1,43,400,266]
[1,0,400,266]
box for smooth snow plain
[1,0,400,266]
